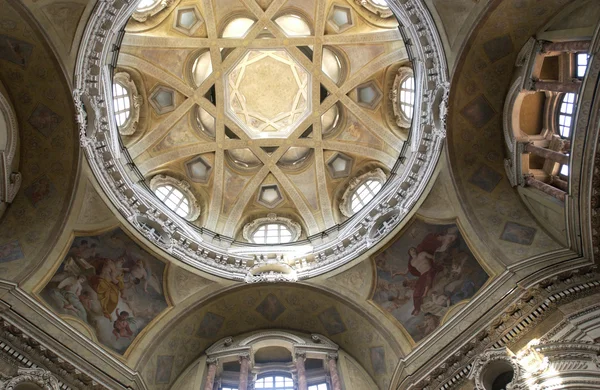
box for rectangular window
[576,53,589,78]
[308,384,328,390]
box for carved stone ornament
[390,66,414,129]
[0,368,60,390]
[356,0,394,18]
[112,72,141,136]
[149,174,201,221]
[72,0,448,282]
[242,214,302,243]
[467,348,524,390]
[132,0,172,23]
[339,168,387,218]
[0,92,21,207]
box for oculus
[225,49,311,139]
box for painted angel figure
[127,257,162,294]
[112,308,136,340]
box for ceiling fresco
[371,218,489,343]
[39,228,170,355]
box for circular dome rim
[73,0,449,282]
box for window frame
[339,168,387,217]
[575,52,589,79]
[132,0,170,22]
[356,0,394,18]
[242,214,301,244]
[112,72,141,136]
[391,66,415,128]
[149,175,201,221]
[254,374,295,390]
[556,92,577,139]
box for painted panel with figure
[39,228,169,354]
[371,219,489,342]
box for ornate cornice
[408,268,600,390]
[73,0,448,282]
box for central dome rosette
[74,0,449,282]
[225,49,311,139]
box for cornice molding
[72,0,448,282]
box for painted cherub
[112,308,135,340]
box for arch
[0,90,21,215]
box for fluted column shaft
[238,354,250,390]
[327,354,342,390]
[295,353,307,390]
[524,143,569,165]
[525,175,566,202]
[204,358,218,390]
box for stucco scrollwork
[356,0,394,18]
[149,174,201,221]
[0,368,60,390]
[112,72,141,136]
[242,214,302,243]
[132,0,172,23]
[73,0,448,282]
[467,348,523,390]
[339,168,387,218]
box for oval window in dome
[274,14,311,37]
[322,47,343,84]
[192,51,213,87]
[222,17,255,38]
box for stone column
[541,40,591,55]
[238,353,250,390]
[532,80,581,93]
[327,353,342,390]
[524,143,569,165]
[295,352,307,390]
[204,358,218,390]
[525,175,566,202]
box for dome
[75,0,448,282]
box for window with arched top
[274,14,311,37]
[399,76,415,119]
[112,72,141,136]
[150,175,201,221]
[136,0,159,11]
[132,0,169,22]
[243,215,301,244]
[351,179,382,213]
[357,0,393,18]
[112,82,131,127]
[154,185,190,218]
[339,168,386,217]
[255,375,294,389]
[391,67,415,128]
[222,17,256,38]
[558,93,576,138]
[252,223,293,244]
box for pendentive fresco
[40,228,168,354]
[372,218,489,342]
